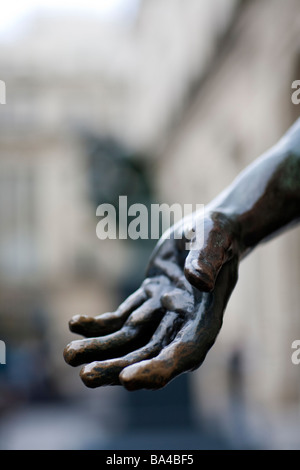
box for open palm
[64,210,240,390]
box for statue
[64,118,300,390]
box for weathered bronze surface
[64,118,300,390]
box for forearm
[208,119,300,257]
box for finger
[79,311,178,387]
[152,258,193,293]
[120,258,239,391]
[119,319,210,391]
[68,287,147,337]
[160,288,194,315]
[64,299,165,367]
[184,216,232,292]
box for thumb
[184,220,233,292]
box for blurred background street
[0,0,300,450]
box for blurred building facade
[0,0,300,449]
[155,0,300,448]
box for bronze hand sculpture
[64,118,300,390]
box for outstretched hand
[64,210,240,390]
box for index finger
[68,287,148,337]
